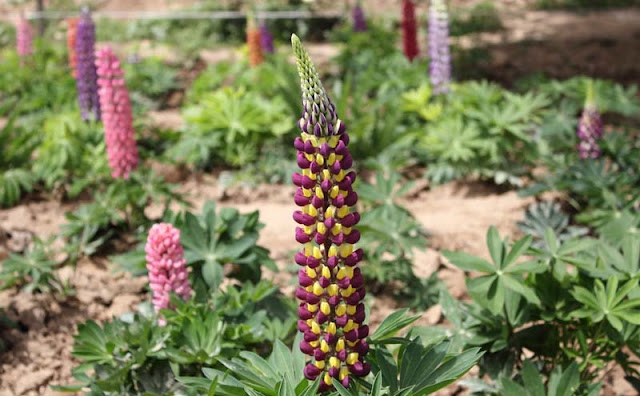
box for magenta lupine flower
[75,9,100,122]
[291,35,370,392]
[95,47,139,179]
[428,0,452,94]
[352,3,368,32]
[145,223,192,325]
[16,17,33,61]
[260,21,275,54]
[577,104,603,159]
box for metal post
[36,0,45,35]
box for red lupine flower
[402,0,419,61]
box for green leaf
[442,251,494,273]
[487,226,505,268]
[521,360,545,396]
[501,275,540,305]
[370,309,420,342]
[202,261,224,290]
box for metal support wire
[24,10,342,21]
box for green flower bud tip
[291,34,339,138]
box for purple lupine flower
[75,8,100,122]
[145,223,192,326]
[428,0,452,94]
[352,3,368,32]
[577,103,603,160]
[16,17,34,62]
[291,34,370,392]
[260,21,274,54]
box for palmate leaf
[517,201,588,249]
[570,277,640,332]
[196,334,310,396]
[395,339,483,395]
[496,360,596,396]
[0,168,33,207]
[421,117,489,163]
[443,227,544,314]
[172,201,274,289]
[597,235,640,279]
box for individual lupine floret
[260,21,275,54]
[75,9,100,121]
[145,223,192,325]
[291,34,370,393]
[247,17,264,67]
[428,0,451,94]
[67,17,79,78]
[16,17,34,61]
[95,47,139,179]
[402,0,419,61]
[577,85,604,159]
[352,2,368,32]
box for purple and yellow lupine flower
[291,34,370,392]
[577,82,604,159]
[428,0,452,94]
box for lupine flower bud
[145,223,192,325]
[247,18,264,67]
[291,34,370,392]
[428,0,451,94]
[75,9,100,121]
[95,47,139,179]
[16,17,33,62]
[67,17,79,78]
[260,21,275,54]
[577,95,604,160]
[352,3,368,32]
[402,0,419,61]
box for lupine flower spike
[428,0,451,94]
[145,223,192,326]
[352,2,368,33]
[260,21,275,55]
[577,81,604,159]
[95,47,139,179]
[291,34,370,392]
[402,0,419,61]
[67,17,79,78]
[75,8,100,121]
[16,17,34,63]
[247,15,264,67]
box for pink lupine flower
[145,223,192,325]
[16,17,34,61]
[95,47,139,179]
